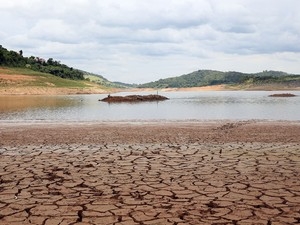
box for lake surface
[0,91,300,122]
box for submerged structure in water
[268,93,296,97]
[100,94,169,103]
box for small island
[100,94,169,103]
[268,93,296,97]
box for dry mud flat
[0,121,300,225]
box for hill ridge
[2,45,300,90]
[138,69,300,89]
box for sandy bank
[128,84,300,93]
[0,86,110,95]
[0,85,229,95]
[1,84,300,95]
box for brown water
[0,95,76,112]
[0,91,299,121]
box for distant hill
[2,45,300,91]
[83,71,136,88]
[112,81,137,88]
[0,67,112,95]
[0,45,85,80]
[0,45,125,94]
[138,70,300,89]
[0,45,135,89]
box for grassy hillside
[83,72,135,88]
[2,46,299,92]
[0,45,126,94]
[0,67,112,94]
[0,45,134,90]
[0,45,84,80]
[138,70,300,89]
[0,67,88,88]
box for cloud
[28,19,79,44]
[91,0,212,29]
[1,0,299,83]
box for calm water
[0,91,299,122]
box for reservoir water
[0,91,299,122]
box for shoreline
[1,120,300,145]
[0,86,111,95]
[1,121,300,224]
[1,84,300,95]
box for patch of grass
[0,67,89,88]
[84,74,104,82]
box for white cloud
[92,0,212,29]
[1,0,299,83]
[28,19,79,43]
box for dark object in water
[268,93,296,97]
[100,94,169,103]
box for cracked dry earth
[0,122,300,225]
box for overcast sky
[1,0,299,83]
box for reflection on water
[0,95,78,112]
[0,91,299,121]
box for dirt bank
[0,86,110,95]
[0,68,112,95]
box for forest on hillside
[2,45,300,88]
[0,45,84,80]
[139,70,300,88]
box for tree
[0,45,85,80]
[0,51,5,65]
[47,58,54,65]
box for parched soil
[0,121,300,225]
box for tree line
[0,45,84,80]
[138,70,300,88]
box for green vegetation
[112,81,137,88]
[83,71,136,88]
[0,67,88,88]
[0,45,135,92]
[138,70,300,89]
[0,45,84,80]
[2,45,299,91]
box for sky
[1,0,299,83]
